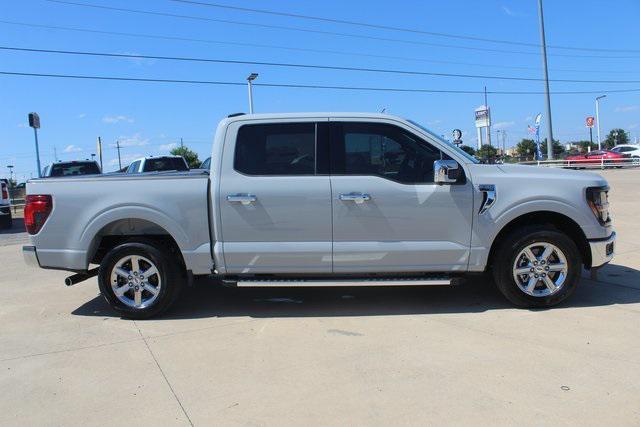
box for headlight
[586,186,611,225]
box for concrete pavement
[1,169,639,426]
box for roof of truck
[223,112,408,123]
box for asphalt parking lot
[1,169,639,426]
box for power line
[43,0,640,60]
[168,0,640,54]
[4,20,635,75]
[4,46,640,84]
[2,70,639,95]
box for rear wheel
[98,240,184,319]
[493,226,582,308]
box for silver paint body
[25,113,614,276]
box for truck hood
[468,163,608,187]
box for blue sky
[1,0,639,180]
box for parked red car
[565,150,628,168]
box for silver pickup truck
[23,113,616,318]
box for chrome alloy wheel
[512,242,568,297]
[110,255,161,309]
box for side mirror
[434,159,460,184]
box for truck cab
[23,113,616,318]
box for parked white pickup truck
[23,113,615,318]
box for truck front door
[329,120,473,273]
[219,119,332,274]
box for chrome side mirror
[434,159,460,184]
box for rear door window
[234,123,316,175]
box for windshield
[407,119,479,164]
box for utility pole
[246,73,258,114]
[116,139,122,170]
[537,0,555,160]
[54,146,58,162]
[180,137,184,148]
[595,95,606,150]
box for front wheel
[98,240,184,319]
[492,226,582,308]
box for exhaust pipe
[65,268,99,286]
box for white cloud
[113,133,150,147]
[524,115,534,122]
[159,143,178,151]
[629,123,639,129]
[63,144,83,153]
[102,115,134,124]
[426,119,442,126]
[615,105,638,113]
[78,113,86,119]
[122,51,157,67]
[501,6,515,16]
[493,121,516,130]
[17,123,27,128]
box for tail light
[1,183,7,200]
[24,195,53,235]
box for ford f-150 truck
[22,113,616,318]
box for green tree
[541,138,565,157]
[170,145,201,168]
[459,145,476,156]
[476,144,498,161]
[604,129,630,149]
[515,139,537,159]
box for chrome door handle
[339,192,371,204]
[226,194,257,205]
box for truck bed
[26,171,212,274]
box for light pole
[537,0,555,159]
[7,165,14,186]
[28,112,42,177]
[246,73,258,114]
[595,95,606,150]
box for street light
[7,165,14,186]
[537,0,555,160]
[595,95,607,150]
[246,73,258,114]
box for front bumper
[23,246,40,268]
[0,206,10,216]
[589,232,616,268]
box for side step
[235,276,452,288]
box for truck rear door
[219,119,332,274]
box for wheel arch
[487,210,591,270]
[87,218,185,269]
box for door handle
[339,192,371,204]
[226,194,257,205]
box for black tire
[98,240,184,319]
[492,225,582,308]
[0,213,12,229]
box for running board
[235,277,452,288]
